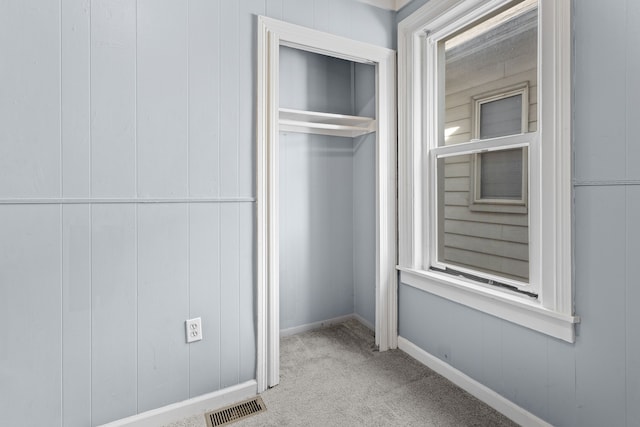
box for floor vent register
[204,396,266,426]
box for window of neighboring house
[397,0,577,342]
[469,84,529,213]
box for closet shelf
[279,108,376,138]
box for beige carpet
[165,320,517,427]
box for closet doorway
[256,16,397,393]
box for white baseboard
[98,380,257,427]
[398,337,552,427]
[280,314,358,337]
[279,313,374,337]
[352,313,375,331]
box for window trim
[397,0,578,342]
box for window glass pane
[480,95,522,139]
[480,148,523,199]
[437,154,529,282]
[442,0,538,146]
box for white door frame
[256,16,397,393]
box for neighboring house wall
[442,15,537,281]
[398,1,640,426]
[0,1,394,426]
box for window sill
[468,202,528,214]
[398,267,579,343]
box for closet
[256,15,396,391]
[278,46,377,335]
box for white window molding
[397,0,578,342]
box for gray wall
[353,63,377,328]
[0,1,394,426]
[397,1,640,426]
[279,48,377,330]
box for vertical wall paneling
[574,187,627,426]
[353,133,376,327]
[280,48,354,115]
[90,0,136,197]
[91,204,137,425]
[500,322,548,420]
[283,0,315,28]
[188,0,220,198]
[351,1,395,48]
[313,0,330,32]
[137,0,189,198]
[62,204,91,427]
[0,1,403,424]
[61,0,91,198]
[573,0,627,182]
[627,187,640,425]
[137,204,190,411]
[627,0,640,181]
[0,206,62,426]
[279,133,309,329]
[327,0,352,40]
[220,203,241,388]
[0,0,60,198]
[219,1,240,197]
[188,204,221,397]
[446,303,484,381]
[239,203,256,382]
[322,136,356,319]
[398,285,442,357]
[353,62,376,327]
[239,0,266,198]
[265,0,284,20]
[479,314,504,396]
[546,337,577,427]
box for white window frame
[469,83,529,212]
[397,0,578,342]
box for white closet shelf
[279,108,376,137]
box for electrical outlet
[185,317,203,343]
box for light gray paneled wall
[278,48,380,332]
[280,47,354,114]
[0,1,394,426]
[397,0,640,426]
[279,132,356,329]
[353,63,377,328]
[279,49,356,330]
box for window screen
[479,95,523,139]
[480,148,523,199]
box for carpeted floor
[165,320,517,427]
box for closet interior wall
[279,46,376,332]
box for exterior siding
[442,18,537,281]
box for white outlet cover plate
[185,317,202,343]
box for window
[398,0,577,342]
[469,84,529,213]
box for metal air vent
[204,396,266,427]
